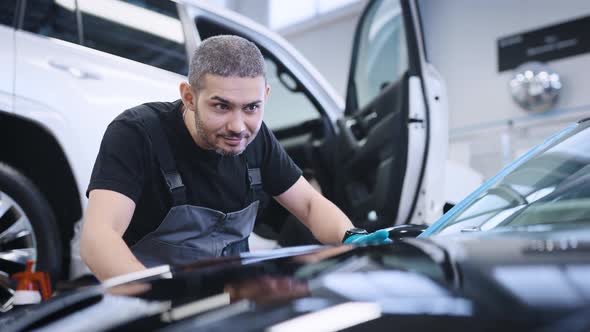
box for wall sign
[497,15,590,72]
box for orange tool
[12,260,52,301]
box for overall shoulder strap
[138,105,186,205]
[242,146,263,208]
[244,147,262,189]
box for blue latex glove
[343,229,393,245]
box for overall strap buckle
[163,171,186,205]
[247,168,262,189]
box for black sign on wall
[497,15,590,72]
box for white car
[0,0,448,299]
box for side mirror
[385,224,428,240]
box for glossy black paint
[3,229,589,332]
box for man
[81,35,389,281]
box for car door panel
[332,0,432,230]
[337,77,406,169]
[334,73,410,229]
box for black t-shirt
[87,100,302,246]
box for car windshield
[424,119,590,236]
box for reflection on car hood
[3,232,590,332]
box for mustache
[220,132,250,139]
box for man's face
[182,74,269,156]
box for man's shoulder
[114,100,181,125]
[242,122,267,165]
[251,122,274,148]
[258,121,276,142]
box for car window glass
[437,193,516,235]
[433,124,590,235]
[0,1,17,27]
[79,0,188,75]
[116,0,178,18]
[352,0,407,110]
[22,0,79,44]
[264,58,319,129]
[452,194,512,222]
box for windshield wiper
[460,226,481,233]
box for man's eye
[245,104,259,112]
[215,104,229,110]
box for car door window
[22,0,79,44]
[352,0,407,110]
[0,1,16,27]
[79,0,188,75]
[264,58,319,129]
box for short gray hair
[188,35,266,89]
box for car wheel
[0,163,62,311]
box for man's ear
[265,84,271,100]
[179,82,196,111]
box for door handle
[48,60,101,80]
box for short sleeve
[260,124,302,196]
[86,120,149,203]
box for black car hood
[3,233,590,332]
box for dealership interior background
[1,0,590,330]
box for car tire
[0,162,62,286]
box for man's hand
[343,229,392,245]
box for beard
[193,106,251,156]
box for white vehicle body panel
[395,0,448,225]
[398,76,428,225]
[14,30,184,211]
[410,64,449,224]
[0,24,14,112]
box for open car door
[333,0,448,230]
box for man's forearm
[80,224,145,281]
[305,196,354,244]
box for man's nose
[226,111,246,134]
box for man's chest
[171,157,251,212]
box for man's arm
[80,189,145,281]
[274,176,353,244]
